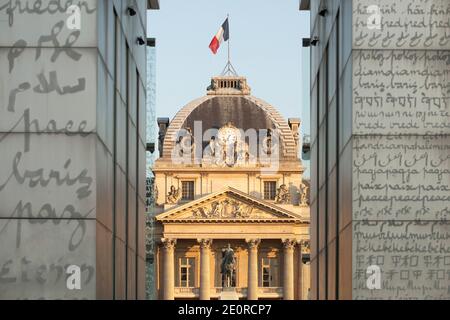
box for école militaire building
[151,75,311,300]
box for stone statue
[174,137,184,158]
[231,200,252,218]
[221,244,236,288]
[209,137,216,157]
[192,207,207,218]
[275,184,290,204]
[299,182,309,205]
[167,185,181,204]
[207,79,215,91]
[210,201,224,217]
[236,142,249,166]
[173,130,196,163]
[262,129,273,156]
[204,137,221,166]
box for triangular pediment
[156,187,304,223]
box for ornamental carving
[197,239,213,249]
[161,238,177,250]
[173,128,196,159]
[275,184,291,204]
[230,200,253,218]
[203,122,254,168]
[282,239,297,250]
[190,199,257,219]
[299,240,311,253]
[167,185,182,204]
[246,238,261,249]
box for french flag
[209,18,229,54]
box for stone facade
[151,75,311,300]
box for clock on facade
[217,122,240,146]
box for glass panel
[262,257,270,287]
[180,267,187,287]
[178,257,195,287]
[182,181,195,200]
[261,257,279,287]
[270,258,279,287]
[188,258,195,287]
[263,267,270,287]
[264,182,277,200]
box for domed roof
[161,76,299,160]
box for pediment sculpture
[191,199,255,219]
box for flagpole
[220,14,237,76]
[227,13,230,65]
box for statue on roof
[275,184,291,204]
[299,182,309,205]
[167,185,182,204]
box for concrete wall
[0,0,149,299]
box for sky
[146,0,310,123]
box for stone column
[302,240,311,300]
[246,239,260,300]
[198,239,213,300]
[283,239,296,300]
[161,238,176,300]
[297,240,303,300]
[296,240,311,300]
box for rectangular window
[181,181,195,200]
[261,257,279,287]
[263,181,277,200]
[179,257,195,287]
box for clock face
[218,124,240,145]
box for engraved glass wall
[308,0,450,300]
[145,43,157,300]
[0,0,150,300]
[352,0,450,300]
